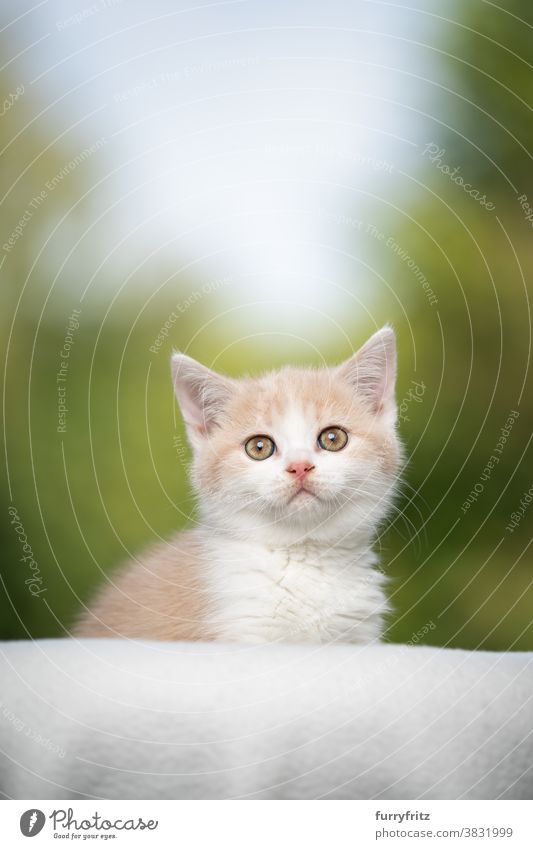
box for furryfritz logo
[20,809,46,837]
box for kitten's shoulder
[71,528,211,641]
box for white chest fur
[201,536,387,644]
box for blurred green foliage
[1,3,532,649]
[382,0,533,649]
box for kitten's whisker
[399,478,430,510]
[341,483,421,549]
[392,484,428,551]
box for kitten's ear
[337,326,397,422]
[171,353,236,445]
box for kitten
[73,326,402,644]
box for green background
[1,1,532,649]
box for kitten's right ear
[171,353,236,445]
[336,326,397,424]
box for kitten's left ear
[171,353,236,446]
[337,326,397,423]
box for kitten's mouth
[287,485,318,504]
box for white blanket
[0,639,531,799]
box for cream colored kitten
[73,327,402,644]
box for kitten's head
[172,327,402,545]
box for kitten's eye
[318,426,348,452]
[244,435,276,460]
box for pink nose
[286,461,315,481]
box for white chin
[287,491,320,509]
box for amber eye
[318,426,348,452]
[244,435,276,460]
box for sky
[1,0,447,328]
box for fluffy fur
[73,327,402,644]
